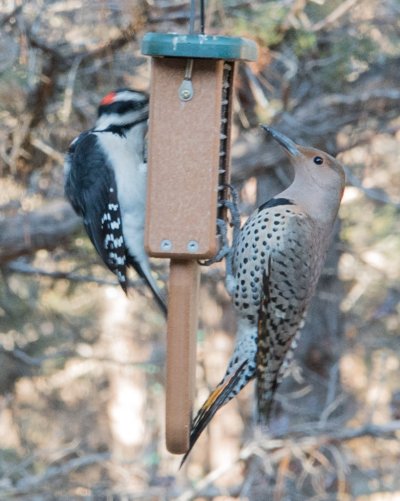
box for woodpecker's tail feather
[180,360,247,467]
[256,388,276,426]
[144,275,168,317]
[127,256,168,317]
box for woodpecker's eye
[313,156,324,165]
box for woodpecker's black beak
[261,125,300,157]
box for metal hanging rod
[189,0,206,34]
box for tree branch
[311,0,361,32]
[178,420,400,500]
[5,261,159,291]
[7,22,140,170]
[2,452,110,496]
[0,201,80,264]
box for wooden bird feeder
[141,26,257,454]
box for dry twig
[2,452,110,497]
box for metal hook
[179,59,194,101]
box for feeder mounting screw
[187,240,199,252]
[161,239,172,251]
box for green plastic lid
[141,33,258,61]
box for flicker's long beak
[261,125,300,157]
[180,361,247,467]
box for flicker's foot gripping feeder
[200,184,241,268]
[141,3,257,454]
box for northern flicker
[182,126,345,462]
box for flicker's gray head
[261,125,346,226]
[261,126,346,200]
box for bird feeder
[142,30,257,454]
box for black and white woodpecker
[64,89,167,315]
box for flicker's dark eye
[313,156,324,165]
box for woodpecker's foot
[200,218,230,266]
[218,184,241,236]
[227,183,241,231]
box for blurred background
[0,0,399,499]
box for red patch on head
[100,92,117,105]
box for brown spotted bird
[182,126,345,462]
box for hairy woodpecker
[64,89,167,315]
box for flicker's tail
[180,360,247,467]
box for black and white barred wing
[65,132,129,291]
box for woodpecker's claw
[200,185,241,268]
[200,219,230,266]
[180,361,247,467]
[224,183,241,235]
